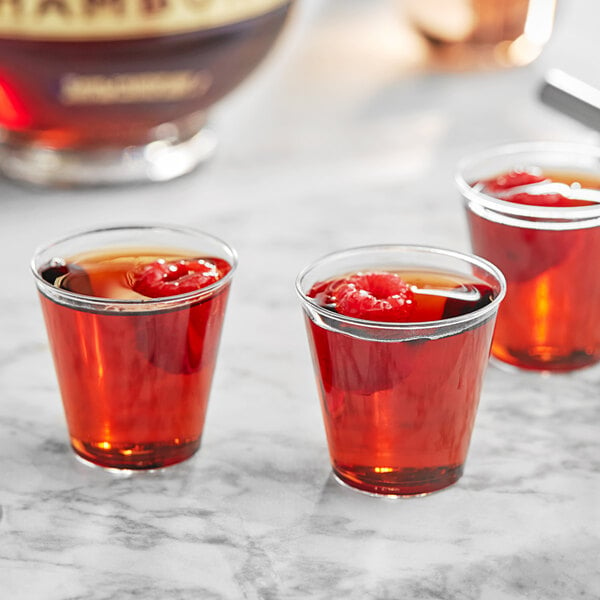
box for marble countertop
[1,1,599,598]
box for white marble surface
[1,1,599,598]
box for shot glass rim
[295,244,506,331]
[456,141,600,220]
[31,223,238,308]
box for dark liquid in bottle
[0,3,292,148]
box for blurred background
[1,1,600,598]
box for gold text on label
[60,70,213,104]
[0,0,289,40]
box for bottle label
[0,0,289,40]
[59,70,212,104]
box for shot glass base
[491,345,600,373]
[71,438,201,471]
[332,464,464,497]
[0,124,217,187]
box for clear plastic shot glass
[31,225,237,470]
[457,142,600,372]
[296,245,505,497]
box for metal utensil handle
[540,69,600,131]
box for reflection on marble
[1,0,599,598]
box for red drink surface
[305,269,497,496]
[469,169,600,371]
[38,248,232,469]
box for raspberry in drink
[459,146,600,371]
[297,246,505,496]
[32,227,236,470]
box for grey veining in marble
[1,1,599,598]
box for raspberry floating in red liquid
[483,170,546,193]
[501,192,596,208]
[309,272,414,322]
[132,257,231,298]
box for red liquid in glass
[38,248,231,469]
[306,269,496,496]
[468,169,600,371]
